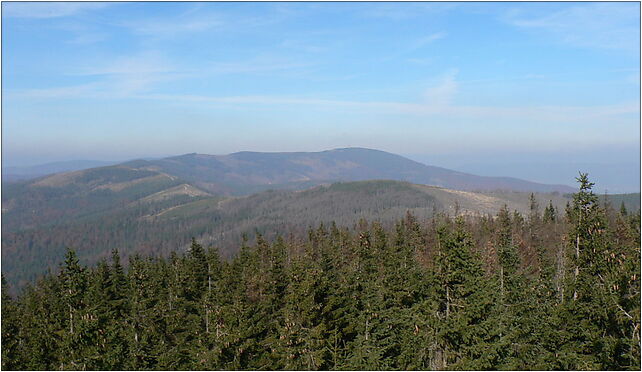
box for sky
[2,2,640,192]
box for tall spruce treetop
[567,172,603,302]
[556,172,631,369]
[60,249,87,334]
[543,200,557,223]
[435,217,495,369]
[529,193,540,224]
[496,205,522,304]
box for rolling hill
[1,165,192,232]
[120,148,576,195]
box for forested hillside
[2,175,639,370]
[1,178,585,290]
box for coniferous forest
[1,175,640,370]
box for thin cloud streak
[422,70,458,107]
[71,52,175,77]
[112,4,294,41]
[504,3,640,51]
[207,58,316,75]
[11,73,638,124]
[2,2,110,19]
[124,17,223,37]
[11,58,638,126]
[360,3,459,21]
[137,92,639,124]
[411,32,447,50]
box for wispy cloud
[131,91,638,128]
[422,69,458,107]
[207,55,315,75]
[66,33,108,45]
[407,57,433,65]
[127,68,461,111]
[13,62,638,127]
[2,2,110,19]
[504,3,640,51]
[10,83,105,99]
[72,51,174,77]
[411,32,447,50]
[11,50,318,99]
[8,51,185,99]
[382,31,446,63]
[279,39,328,54]
[125,17,223,37]
[73,51,182,95]
[361,3,459,21]
[115,4,291,40]
[111,4,227,39]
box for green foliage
[1,176,639,370]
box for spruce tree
[553,173,635,369]
[543,200,557,223]
[59,249,89,369]
[1,275,22,370]
[434,217,495,369]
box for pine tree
[158,252,198,369]
[543,200,557,223]
[492,205,548,369]
[1,275,22,370]
[126,254,160,369]
[101,249,129,369]
[344,228,393,370]
[384,216,434,370]
[434,217,495,369]
[620,201,628,216]
[59,249,89,369]
[552,173,637,369]
[83,260,113,369]
[275,244,329,370]
[199,245,226,369]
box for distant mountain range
[3,148,576,193]
[117,147,576,194]
[4,147,636,289]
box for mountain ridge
[4,148,577,193]
[119,147,576,194]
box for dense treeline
[2,174,640,370]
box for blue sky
[2,2,640,191]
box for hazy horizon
[2,2,640,192]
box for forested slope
[2,175,639,370]
[2,180,574,289]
